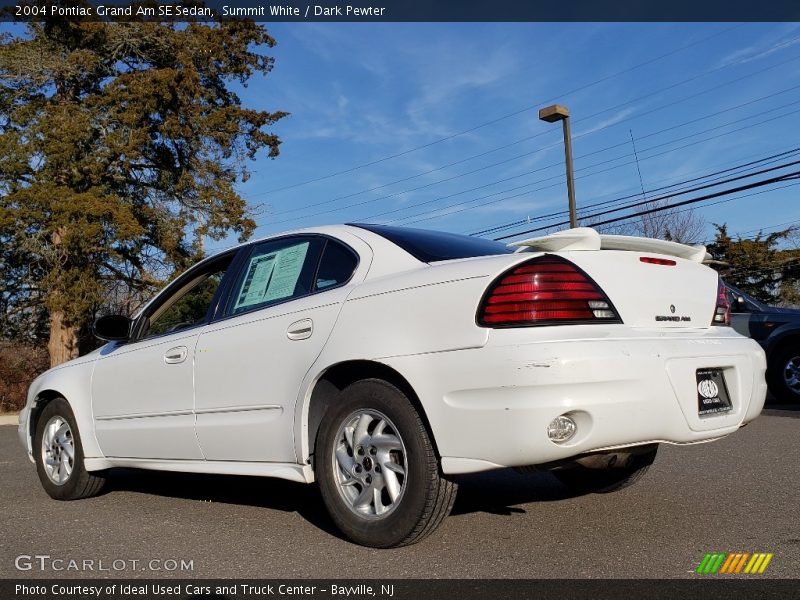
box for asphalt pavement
[1,403,798,579]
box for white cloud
[574,108,637,138]
[717,27,800,68]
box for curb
[0,414,19,426]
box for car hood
[760,306,800,315]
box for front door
[92,253,235,459]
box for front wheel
[34,398,105,500]
[316,379,457,548]
[552,445,658,495]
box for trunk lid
[510,228,718,329]
[560,249,718,329]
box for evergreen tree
[707,224,800,306]
[0,16,287,365]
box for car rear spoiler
[509,227,711,263]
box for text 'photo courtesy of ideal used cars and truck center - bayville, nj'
[1,1,799,598]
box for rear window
[350,223,513,263]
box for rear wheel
[552,445,658,495]
[769,345,800,403]
[316,379,457,547]
[34,398,105,500]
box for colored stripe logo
[696,552,773,574]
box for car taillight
[477,255,621,327]
[640,256,676,266]
[712,278,730,326]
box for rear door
[193,235,362,462]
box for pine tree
[0,17,287,365]
[707,224,800,306]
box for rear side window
[315,240,358,290]
[350,223,513,263]
[228,237,324,316]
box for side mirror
[92,314,132,342]
[734,296,747,312]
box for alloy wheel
[782,355,800,395]
[331,409,408,519]
[41,416,74,485]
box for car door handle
[164,346,188,364]
[287,319,313,341]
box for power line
[264,48,778,217]
[721,255,800,281]
[385,105,800,227]
[273,94,800,229]
[630,130,647,200]
[471,148,800,237]
[260,45,800,223]
[471,147,800,236]
[204,179,800,259]
[201,31,800,255]
[411,165,800,235]
[493,166,800,240]
[256,25,742,196]
[591,181,800,243]
[703,217,800,245]
[203,178,800,254]
[377,94,800,225]
[496,170,800,241]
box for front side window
[142,256,233,339]
[228,237,324,316]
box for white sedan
[19,225,766,547]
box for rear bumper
[383,328,767,474]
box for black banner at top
[3,0,800,23]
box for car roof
[210,224,365,256]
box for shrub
[0,342,49,412]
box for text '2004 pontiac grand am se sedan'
[19,224,766,547]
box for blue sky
[214,22,800,252]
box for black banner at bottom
[4,579,800,600]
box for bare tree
[584,201,706,244]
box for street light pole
[539,104,577,228]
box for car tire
[768,345,800,403]
[552,445,658,495]
[316,379,457,548]
[34,398,105,500]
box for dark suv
[726,283,800,403]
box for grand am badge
[655,314,692,322]
[656,304,691,322]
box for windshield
[724,282,768,312]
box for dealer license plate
[696,368,732,415]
